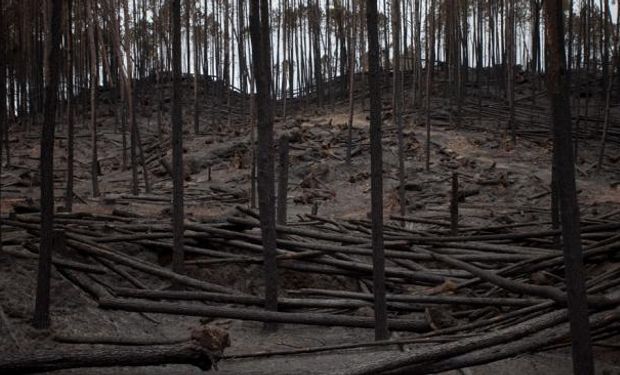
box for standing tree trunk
[249,0,279,323]
[506,0,516,144]
[87,0,100,197]
[366,0,388,341]
[193,0,200,135]
[65,0,75,212]
[424,0,435,171]
[311,0,323,108]
[543,1,594,373]
[392,0,405,218]
[0,0,5,252]
[33,0,62,330]
[346,0,357,166]
[171,0,185,276]
[277,135,289,225]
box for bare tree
[87,0,100,197]
[172,0,185,275]
[249,0,279,323]
[0,0,5,250]
[33,0,63,330]
[366,0,388,341]
[65,0,75,212]
[392,0,405,217]
[346,0,357,166]
[543,1,594,373]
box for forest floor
[1,75,619,374]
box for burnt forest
[0,0,619,374]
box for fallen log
[340,308,570,375]
[0,324,229,374]
[2,246,107,274]
[431,253,616,307]
[99,297,431,332]
[389,223,620,243]
[65,238,240,295]
[291,288,544,307]
[113,287,374,310]
[384,307,620,375]
[223,335,464,360]
[53,333,189,346]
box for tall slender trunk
[425,0,435,171]
[249,0,279,323]
[543,1,594,373]
[346,0,357,166]
[87,0,100,197]
[66,0,75,211]
[172,0,185,276]
[193,1,200,135]
[0,0,5,251]
[506,0,516,144]
[366,0,388,341]
[392,0,405,217]
[34,0,62,330]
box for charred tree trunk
[0,0,5,250]
[366,0,388,341]
[277,135,289,225]
[172,0,185,275]
[249,0,279,323]
[346,0,357,166]
[87,0,100,197]
[392,0,405,218]
[33,0,62,330]
[65,0,75,212]
[543,1,594,373]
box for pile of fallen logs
[1,206,619,373]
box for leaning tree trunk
[543,1,594,374]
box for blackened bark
[171,0,185,275]
[450,172,459,235]
[366,0,388,341]
[543,1,594,373]
[33,0,63,330]
[392,0,405,218]
[249,0,279,319]
[311,0,323,107]
[87,0,99,197]
[0,0,4,250]
[277,135,289,225]
[65,0,74,212]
